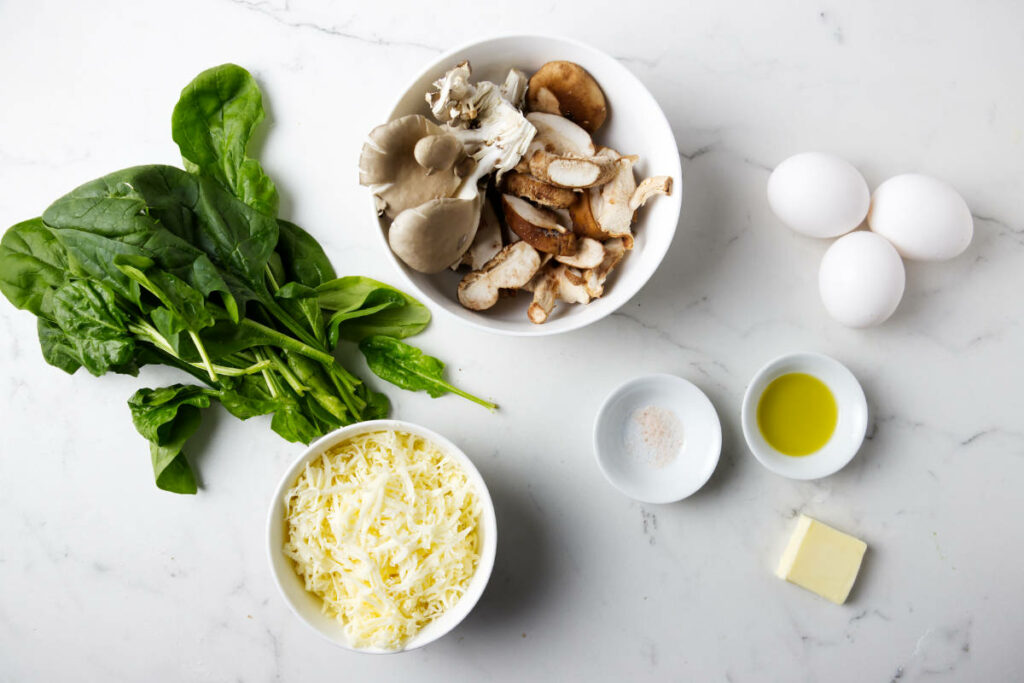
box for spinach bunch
[0,64,494,495]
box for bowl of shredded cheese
[266,420,497,653]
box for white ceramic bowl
[372,34,683,336]
[594,374,722,503]
[266,420,497,653]
[741,353,868,480]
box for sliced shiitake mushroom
[528,150,618,189]
[502,172,576,209]
[458,241,543,311]
[630,175,674,211]
[527,61,608,133]
[525,263,593,324]
[502,194,578,256]
[555,237,605,269]
[525,112,595,157]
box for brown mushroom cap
[358,115,463,219]
[527,61,608,133]
[502,172,576,209]
[528,150,618,189]
[502,194,578,256]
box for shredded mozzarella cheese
[283,430,482,650]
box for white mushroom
[500,68,529,108]
[457,241,543,310]
[358,115,464,219]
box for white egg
[767,152,870,238]
[868,173,973,261]
[819,232,905,328]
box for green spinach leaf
[0,218,68,319]
[172,63,278,217]
[128,385,213,494]
[317,276,430,342]
[358,335,496,410]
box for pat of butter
[776,514,867,605]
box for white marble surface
[1,1,1022,680]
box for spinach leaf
[37,318,83,374]
[192,175,279,298]
[128,385,213,494]
[358,335,496,410]
[42,166,239,316]
[0,218,67,319]
[276,220,336,288]
[172,63,278,217]
[317,276,430,342]
[50,280,136,376]
[275,281,324,345]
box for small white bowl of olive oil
[741,352,867,480]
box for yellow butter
[776,514,866,605]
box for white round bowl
[266,420,498,653]
[741,353,868,480]
[594,374,721,503]
[372,34,683,336]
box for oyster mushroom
[458,241,543,310]
[502,171,576,209]
[389,194,483,273]
[502,194,578,256]
[527,61,608,133]
[414,134,462,174]
[358,115,464,219]
[454,199,504,271]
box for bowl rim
[265,419,498,654]
[593,373,722,503]
[369,32,683,337]
[740,352,868,480]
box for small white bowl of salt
[593,374,722,503]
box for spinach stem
[263,347,307,395]
[189,330,218,382]
[240,318,335,366]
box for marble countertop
[2,1,1022,680]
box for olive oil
[757,373,837,456]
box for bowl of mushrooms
[359,35,682,336]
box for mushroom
[527,61,608,133]
[500,68,529,108]
[528,150,618,189]
[457,241,543,310]
[630,175,674,211]
[502,194,578,256]
[525,263,593,324]
[358,115,464,219]
[502,172,576,209]
[384,63,539,275]
[581,237,627,298]
[555,237,605,269]
[389,194,483,273]
[414,134,462,174]
[454,199,503,271]
[525,112,595,157]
